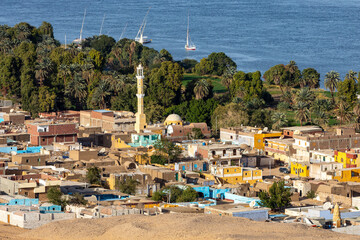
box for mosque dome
[164,114,183,126]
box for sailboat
[135,7,152,44]
[73,9,87,44]
[185,13,196,51]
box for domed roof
[165,114,182,122]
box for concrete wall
[232,209,268,221]
[0,177,18,195]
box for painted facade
[291,162,310,177]
[210,165,262,185]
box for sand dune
[0,214,353,240]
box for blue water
[2,0,360,88]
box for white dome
[165,114,182,122]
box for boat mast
[186,13,190,47]
[99,14,106,35]
[119,23,128,41]
[79,9,87,42]
[136,7,151,42]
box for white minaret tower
[135,64,147,133]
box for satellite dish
[323,202,332,210]
[258,130,263,134]
[284,175,290,180]
[249,200,256,208]
[263,127,268,132]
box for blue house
[8,198,39,206]
[128,133,161,147]
[192,186,230,199]
[39,204,62,213]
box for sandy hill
[0,214,359,240]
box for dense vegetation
[152,185,198,203]
[1,22,360,131]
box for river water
[2,0,360,87]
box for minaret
[135,64,147,133]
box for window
[42,138,45,142]
[227,170,229,173]
[230,136,233,139]
[233,149,236,155]
[38,158,41,162]
[26,159,29,163]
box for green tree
[259,181,291,212]
[115,178,139,195]
[148,61,183,108]
[86,166,102,185]
[68,193,88,206]
[207,52,236,76]
[153,138,182,164]
[189,128,204,139]
[301,68,320,89]
[47,187,67,209]
[337,71,357,106]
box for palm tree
[353,101,360,130]
[65,74,87,106]
[295,87,315,104]
[221,66,236,91]
[324,70,340,104]
[295,101,310,126]
[194,79,211,100]
[92,80,111,109]
[336,100,352,126]
[314,111,329,129]
[35,57,53,86]
[271,112,288,130]
[345,70,357,82]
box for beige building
[293,128,360,161]
[309,162,343,180]
[80,110,136,132]
[69,149,99,161]
[12,153,49,166]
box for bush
[306,190,316,199]
[152,186,198,203]
[150,155,168,165]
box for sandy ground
[1,214,359,240]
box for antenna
[119,23,128,41]
[99,14,106,35]
[79,9,87,42]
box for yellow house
[334,150,357,168]
[291,162,309,177]
[334,168,360,182]
[210,165,262,185]
[264,138,294,163]
[111,136,131,149]
[254,132,282,150]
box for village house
[293,127,360,161]
[220,127,282,151]
[210,165,262,185]
[309,149,335,163]
[264,138,295,163]
[3,113,25,125]
[27,122,78,146]
[11,153,49,166]
[309,162,343,180]
[334,149,360,168]
[80,110,136,132]
[196,143,244,165]
[281,126,323,137]
[166,123,211,142]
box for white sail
[135,7,152,44]
[185,12,196,50]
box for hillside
[0,214,357,240]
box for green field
[182,74,227,93]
